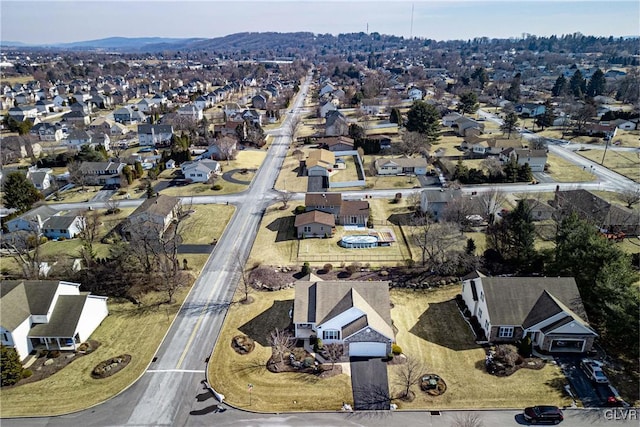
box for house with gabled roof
[0,280,108,360]
[138,124,174,147]
[121,194,180,238]
[41,214,84,240]
[180,159,220,183]
[461,273,597,353]
[6,205,58,234]
[306,149,336,177]
[305,193,370,227]
[325,110,348,136]
[294,210,336,239]
[374,157,428,176]
[293,278,394,357]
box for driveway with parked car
[556,356,615,407]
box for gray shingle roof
[0,280,61,330]
[43,215,78,230]
[28,294,87,338]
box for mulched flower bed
[487,357,546,376]
[231,335,255,355]
[91,354,132,379]
[420,374,447,396]
[10,340,101,387]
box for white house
[177,104,204,121]
[0,280,108,360]
[374,157,428,176]
[408,87,423,101]
[181,160,221,182]
[6,205,58,234]
[41,215,84,240]
[460,273,597,353]
[137,124,174,146]
[293,278,394,357]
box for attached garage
[349,342,387,357]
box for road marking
[175,270,228,369]
[147,369,205,373]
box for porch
[30,333,81,352]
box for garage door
[349,342,387,357]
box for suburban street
[4,79,639,427]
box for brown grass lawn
[331,155,359,183]
[388,287,572,409]
[545,153,597,182]
[577,149,640,183]
[248,203,302,266]
[180,204,235,244]
[0,289,190,417]
[0,75,34,85]
[274,151,308,193]
[43,185,105,204]
[207,288,353,412]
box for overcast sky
[2,0,639,45]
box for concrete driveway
[349,357,390,410]
[90,189,116,202]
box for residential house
[6,205,58,234]
[465,135,526,155]
[136,98,154,114]
[138,124,174,147]
[8,105,38,121]
[122,195,180,238]
[518,199,555,221]
[89,117,114,135]
[408,87,423,101]
[320,136,355,152]
[34,99,55,114]
[31,123,63,142]
[515,103,546,118]
[442,112,463,127]
[325,110,348,136]
[460,274,597,353]
[0,280,109,360]
[305,193,370,227]
[41,214,84,240]
[452,116,485,137]
[63,110,90,127]
[113,106,134,124]
[512,149,547,172]
[306,149,336,177]
[251,94,267,110]
[110,122,129,137]
[90,94,112,110]
[67,129,92,149]
[294,210,336,238]
[181,159,221,183]
[553,189,640,234]
[79,161,125,186]
[26,168,53,192]
[420,189,464,220]
[319,101,338,118]
[92,132,110,152]
[70,101,92,115]
[374,157,428,176]
[194,95,209,111]
[292,278,394,357]
[177,104,203,121]
[612,118,638,131]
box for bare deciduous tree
[441,195,478,230]
[215,136,238,165]
[397,131,431,156]
[394,356,426,400]
[323,343,344,369]
[480,157,504,178]
[618,188,640,209]
[7,222,44,279]
[276,190,293,209]
[268,328,296,364]
[285,114,302,141]
[78,210,100,266]
[477,189,508,223]
[67,160,87,190]
[412,216,460,268]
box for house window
[480,291,484,302]
[484,320,489,331]
[2,332,8,342]
[323,330,339,340]
[499,327,514,338]
[303,226,311,233]
[351,216,357,224]
[478,307,483,319]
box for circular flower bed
[91,354,131,379]
[420,374,447,396]
[231,335,255,355]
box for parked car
[581,359,609,384]
[523,405,564,424]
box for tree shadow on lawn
[266,216,296,242]
[409,300,479,351]
[387,213,415,226]
[238,300,294,347]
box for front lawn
[207,288,353,412]
[577,149,640,183]
[388,286,572,409]
[0,289,190,416]
[545,153,597,182]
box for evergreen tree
[500,112,519,138]
[1,172,43,212]
[1,345,24,386]
[405,101,440,143]
[485,199,536,272]
[569,69,586,97]
[389,107,402,125]
[551,75,567,97]
[465,238,476,255]
[586,68,606,97]
[534,99,556,130]
[517,163,533,182]
[505,73,521,102]
[458,92,479,115]
[471,67,488,89]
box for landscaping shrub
[346,262,361,275]
[322,263,333,273]
[294,206,306,214]
[212,184,223,191]
[518,336,532,357]
[303,357,314,368]
[1,345,24,386]
[405,258,416,268]
[391,344,403,355]
[313,338,324,352]
[21,369,32,378]
[48,350,61,359]
[301,262,311,276]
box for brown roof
[306,149,335,168]
[305,192,342,208]
[130,195,179,218]
[294,210,335,227]
[323,136,354,148]
[340,200,370,217]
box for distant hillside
[54,37,205,50]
